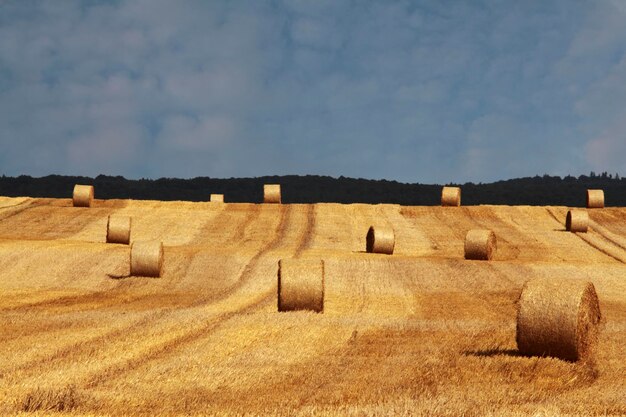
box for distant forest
[0,172,624,206]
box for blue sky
[1,0,625,183]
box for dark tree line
[0,173,624,206]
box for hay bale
[278,259,324,312]
[210,194,224,203]
[72,185,94,208]
[587,189,604,209]
[106,215,131,245]
[516,278,601,362]
[264,184,281,204]
[566,209,588,233]
[365,225,395,254]
[464,229,496,260]
[130,240,163,277]
[441,186,461,206]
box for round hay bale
[365,225,395,254]
[441,186,461,206]
[278,258,324,312]
[130,240,163,277]
[106,215,131,245]
[72,184,94,207]
[586,189,604,209]
[210,194,224,203]
[464,229,496,260]
[264,184,281,204]
[516,278,601,362]
[566,209,588,233]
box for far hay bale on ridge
[278,258,324,312]
[210,194,224,203]
[464,229,496,260]
[72,184,94,208]
[106,215,131,245]
[586,189,604,209]
[566,209,588,233]
[516,278,601,362]
[264,184,281,204]
[366,225,395,255]
[441,186,461,206]
[130,240,163,277]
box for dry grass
[464,229,496,260]
[106,215,131,244]
[566,209,588,233]
[264,184,281,204]
[278,258,324,312]
[441,186,461,206]
[0,197,625,416]
[516,278,601,362]
[130,240,163,277]
[587,189,605,209]
[365,225,395,254]
[72,185,93,208]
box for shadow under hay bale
[278,258,324,312]
[441,186,461,206]
[264,184,281,204]
[106,215,132,245]
[72,184,94,208]
[516,278,601,362]
[464,229,496,260]
[566,209,588,233]
[586,189,604,209]
[365,225,395,255]
[130,240,163,277]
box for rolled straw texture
[516,278,601,362]
[278,258,324,312]
[441,186,461,206]
[72,184,94,208]
[210,194,224,203]
[106,215,131,245]
[264,184,281,204]
[586,189,605,209]
[464,229,496,260]
[130,240,163,277]
[365,226,395,255]
[566,209,588,233]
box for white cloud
[0,0,625,183]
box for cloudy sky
[1,0,625,183]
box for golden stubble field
[0,196,624,416]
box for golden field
[0,196,624,416]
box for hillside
[1,173,626,206]
[0,196,624,416]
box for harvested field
[0,196,625,416]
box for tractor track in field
[0,205,266,315]
[546,207,626,263]
[3,204,315,386]
[293,204,316,258]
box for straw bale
[464,229,496,260]
[264,184,281,204]
[365,225,395,255]
[72,185,94,208]
[441,186,461,206]
[566,209,588,233]
[586,189,604,209]
[106,215,131,245]
[516,278,601,362]
[278,258,324,312]
[130,240,163,277]
[210,194,224,203]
